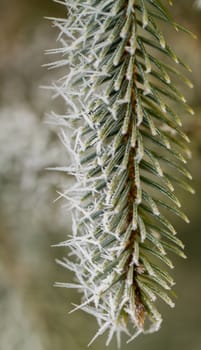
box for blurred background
[0,1,200,349]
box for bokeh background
[0,1,200,349]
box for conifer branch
[48,0,195,346]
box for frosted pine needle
[48,0,195,347]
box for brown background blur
[0,1,200,349]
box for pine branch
[48,0,195,346]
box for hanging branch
[48,0,195,346]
